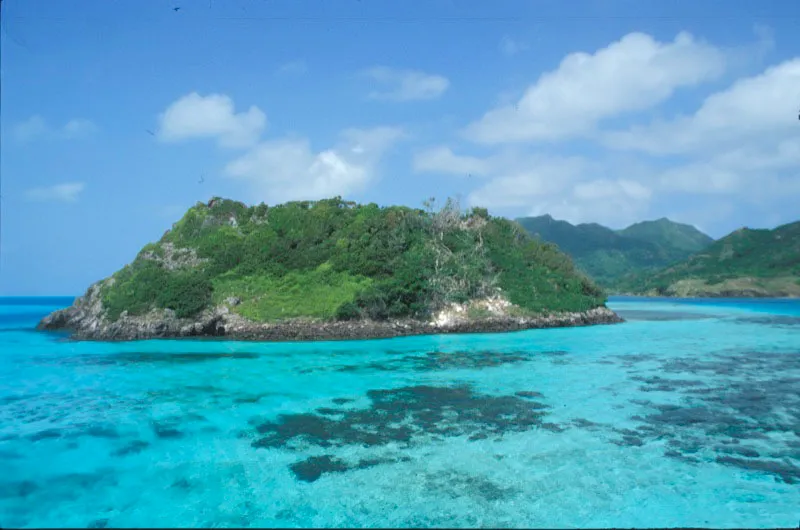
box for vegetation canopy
[516,215,714,289]
[100,197,606,322]
[617,221,800,296]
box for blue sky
[1,0,799,295]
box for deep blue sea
[1,296,799,528]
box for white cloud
[25,182,85,203]
[654,138,800,200]
[414,144,658,227]
[526,179,653,228]
[157,92,266,149]
[427,30,798,232]
[277,60,308,76]
[363,67,450,101]
[465,154,589,209]
[464,31,727,144]
[413,146,492,176]
[603,58,800,155]
[13,116,97,142]
[500,36,528,56]
[225,127,405,203]
[461,153,653,227]
[599,57,800,206]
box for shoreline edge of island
[37,299,624,343]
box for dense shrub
[100,196,608,322]
[155,270,213,318]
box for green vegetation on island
[515,215,714,289]
[618,221,800,297]
[98,197,607,325]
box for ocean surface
[1,296,799,528]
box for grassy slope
[619,221,800,296]
[99,198,606,323]
[515,215,713,288]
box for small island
[38,197,622,342]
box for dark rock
[152,421,184,439]
[112,440,150,457]
[715,455,800,484]
[289,455,349,483]
[0,480,38,498]
[29,428,62,441]
[572,418,603,429]
[515,391,545,399]
[253,385,552,452]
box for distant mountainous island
[515,215,713,288]
[38,197,621,341]
[517,215,800,298]
[619,220,800,298]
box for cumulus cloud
[157,92,266,149]
[600,57,800,206]
[525,179,653,228]
[654,138,800,198]
[413,146,492,176]
[363,67,450,101]
[225,127,405,203]
[13,116,97,142]
[25,182,85,203]
[464,31,727,144]
[464,154,588,207]
[414,143,660,226]
[417,29,797,231]
[603,58,800,155]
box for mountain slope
[620,221,800,297]
[515,215,713,288]
[38,197,620,341]
[617,218,714,254]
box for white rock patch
[430,295,514,328]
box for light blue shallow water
[1,296,799,528]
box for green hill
[38,197,619,341]
[515,215,713,288]
[620,221,800,297]
[618,218,715,254]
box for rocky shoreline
[36,282,624,342]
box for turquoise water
[1,296,799,528]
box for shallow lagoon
[1,296,799,528]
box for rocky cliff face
[37,284,623,342]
